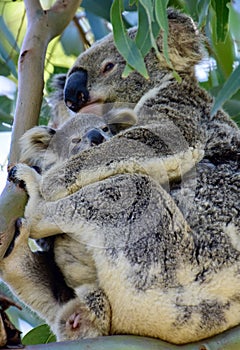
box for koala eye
[102,126,109,132]
[102,62,115,74]
[71,137,81,144]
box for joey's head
[19,115,111,172]
[19,109,137,172]
[63,9,202,114]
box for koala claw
[8,166,26,189]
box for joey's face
[64,32,151,114]
[42,115,111,170]
[68,122,111,156]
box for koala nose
[86,129,106,146]
[64,70,89,113]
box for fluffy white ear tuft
[19,126,56,167]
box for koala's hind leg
[0,219,74,327]
[55,284,111,341]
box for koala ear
[19,126,56,166]
[105,108,137,135]
[154,9,203,71]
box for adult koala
[2,8,240,345]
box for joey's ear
[19,126,56,165]
[105,108,137,135]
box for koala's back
[94,171,240,343]
[40,165,240,343]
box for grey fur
[1,9,240,345]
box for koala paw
[8,166,26,189]
[8,164,41,196]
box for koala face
[63,10,202,114]
[19,115,111,172]
[49,115,112,160]
[64,36,149,114]
[19,109,137,172]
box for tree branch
[9,0,82,166]
[0,0,82,260]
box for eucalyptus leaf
[212,0,229,42]
[22,324,56,345]
[0,95,12,114]
[82,0,112,22]
[0,16,20,53]
[197,0,211,27]
[0,42,17,78]
[228,1,240,55]
[182,0,198,20]
[155,0,170,61]
[211,63,240,116]
[0,58,10,76]
[124,0,137,11]
[111,0,149,78]
[135,2,159,57]
[61,22,84,56]
[86,11,110,41]
[138,0,160,57]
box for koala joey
[2,8,240,345]
[19,108,137,173]
[2,109,137,340]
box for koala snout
[86,128,108,146]
[64,69,89,113]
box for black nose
[64,70,89,113]
[86,129,105,146]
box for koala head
[61,9,202,114]
[19,109,137,172]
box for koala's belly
[97,256,240,344]
[54,235,97,288]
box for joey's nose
[86,129,105,146]
[64,70,89,113]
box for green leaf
[125,0,138,10]
[155,0,169,62]
[135,2,160,57]
[228,1,240,54]
[22,324,56,345]
[0,41,17,78]
[86,11,111,41]
[0,57,10,76]
[82,0,112,22]
[155,0,181,81]
[0,95,14,130]
[211,63,240,116]
[0,16,20,53]
[111,0,149,78]
[212,0,229,42]
[183,0,199,20]
[61,22,84,57]
[197,0,211,27]
[0,95,12,115]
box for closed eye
[71,137,81,144]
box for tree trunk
[0,0,82,260]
